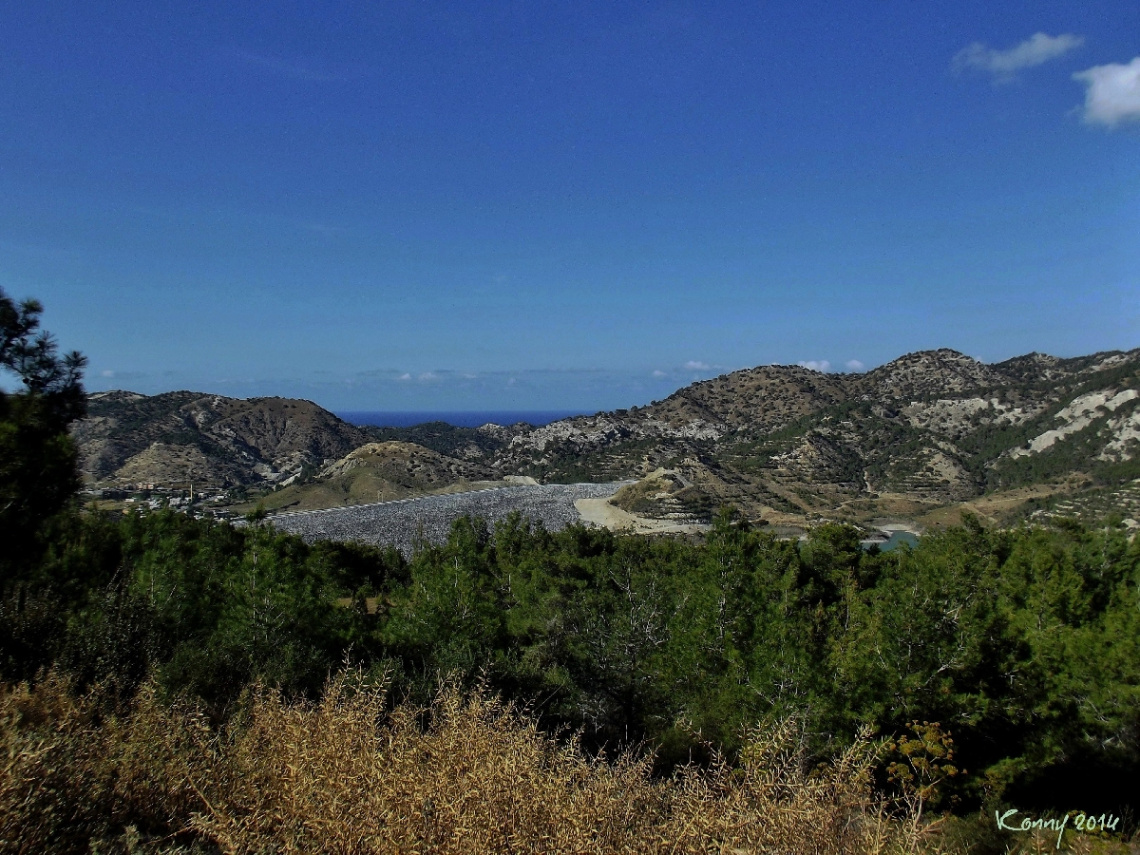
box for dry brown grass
[0,671,980,854]
[0,673,215,853]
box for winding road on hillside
[268,482,632,556]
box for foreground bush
[2,672,939,855]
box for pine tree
[0,288,87,580]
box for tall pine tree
[0,288,87,580]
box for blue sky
[2,2,1137,411]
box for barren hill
[243,441,499,513]
[74,391,370,487]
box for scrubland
[0,670,940,855]
[6,670,1138,854]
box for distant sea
[336,410,587,428]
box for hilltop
[245,441,500,513]
[74,391,370,488]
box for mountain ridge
[75,347,1140,525]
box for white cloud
[397,373,412,381]
[798,360,831,372]
[652,369,668,378]
[1074,57,1140,127]
[417,372,439,382]
[684,360,710,371]
[101,369,115,378]
[954,32,1084,79]
[845,359,865,372]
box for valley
[75,346,1140,537]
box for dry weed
[1,670,959,854]
[662,720,911,855]
[192,672,667,853]
[0,674,213,854]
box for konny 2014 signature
[996,808,1122,850]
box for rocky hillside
[74,391,370,487]
[75,347,1139,525]
[485,347,1140,521]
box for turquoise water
[880,531,919,551]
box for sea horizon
[336,410,589,429]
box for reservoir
[861,530,920,551]
[880,531,919,551]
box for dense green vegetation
[1,288,88,581]
[4,505,1137,818]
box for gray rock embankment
[269,482,629,556]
